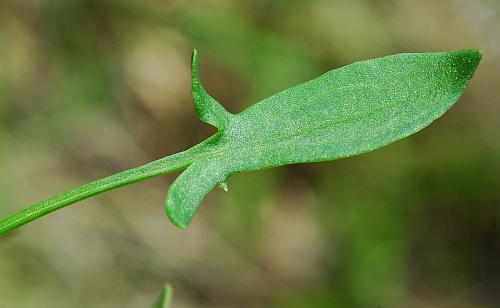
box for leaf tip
[450,49,483,72]
[466,48,483,63]
[165,196,192,230]
[437,49,482,91]
[190,49,231,130]
[191,48,199,69]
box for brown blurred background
[0,0,499,307]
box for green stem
[0,145,205,236]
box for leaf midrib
[200,94,410,165]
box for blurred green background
[0,0,499,307]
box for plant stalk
[0,147,201,236]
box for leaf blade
[166,49,482,227]
[226,50,481,167]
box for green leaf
[151,283,173,308]
[166,49,482,228]
[0,49,481,235]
